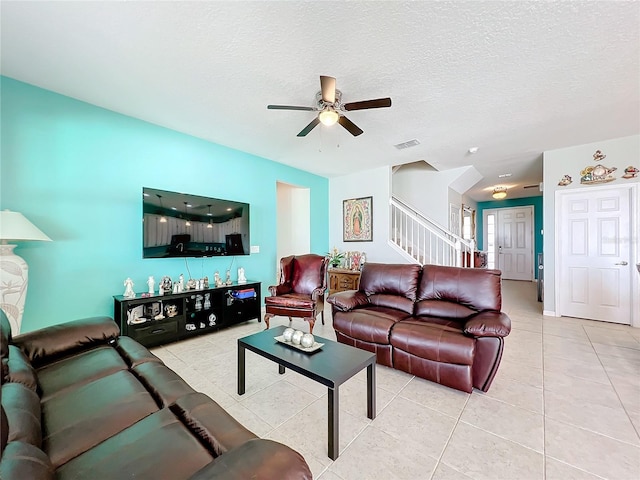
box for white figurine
[237,267,247,284]
[225,270,232,285]
[123,278,136,298]
[178,274,185,292]
[214,271,222,287]
[147,276,155,294]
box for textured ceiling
[1,1,638,201]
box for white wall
[392,163,481,228]
[542,135,640,322]
[329,166,408,264]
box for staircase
[389,195,476,267]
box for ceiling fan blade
[343,97,392,111]
[297,117,321,137]
[338,116,364,137]
[267,105,315,111]
[320,76,336,103]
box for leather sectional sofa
[0,313,311,479]
[327,263,511,393]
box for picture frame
[343,196,373,242]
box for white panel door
[558,186,631,324]
[498,207,533,281]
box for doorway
[556,185,634,325]
[276,182,310,276]
[483,206,534,281]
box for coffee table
[237,325,376,460]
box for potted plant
[327,247,345,268]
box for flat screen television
[143,187,250,258]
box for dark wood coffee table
[237,325,376,460]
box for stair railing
[389,195,475,267]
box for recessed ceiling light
[498,173,512,178]
[468,147,479,154]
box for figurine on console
[147,276,155,294]
[123,278,136,298]
[214,271,223,287]
[225,270,233,286]
[160,276,172,296]
[237,267,247,284]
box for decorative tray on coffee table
[274,335,324,353]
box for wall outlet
[250,245,260,254]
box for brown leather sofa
[0,313,311,480]
[327,263,511,393]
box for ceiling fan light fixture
[318,109,339,126]
[492,187,508,200]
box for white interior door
[558,186,632,324]
[497,207,534,281]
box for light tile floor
[151,281,640,479]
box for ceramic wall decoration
[622,166,639,179]
[580,150,617,184]
[558,175,572,186]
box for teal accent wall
[1,77,329,332]
[476,196,543,278]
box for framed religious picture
[343,196,373,242]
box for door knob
[615,261,628,265]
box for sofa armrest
[268,284,292,296]
[327,290,369,312]
[12,316,120,366]
[188,438,312,480]
[464,311,511,338]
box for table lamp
[0,210,51,334]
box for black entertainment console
[113,281,261,347]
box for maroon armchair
[264,254,329,333]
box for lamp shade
[492,187,508,200]
[318,109,339,126]
[0,210,52,242]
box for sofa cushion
[5,346,38,392]
[390,319,475,366]
[359,263,422,311]
[416,266,502,316]
[333,306,410,344]
[42,369,159,467]
[55,409,213,480]
[189,438,312,480]
[133,361,196,407]
[2,383,42,447]
[36,346,128,402]
[265,293,315,309]
[115,336,164,368]
[13,316,120,367]
[0,441,54,480]
[171,392,256,456]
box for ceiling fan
[267,75,392,137]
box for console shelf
[114,281,261,347]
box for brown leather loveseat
[0,313,311,480]
[327,263,511,393]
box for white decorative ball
[301,333,314,348]
[283,327,295,342]
[291,330,304,345]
